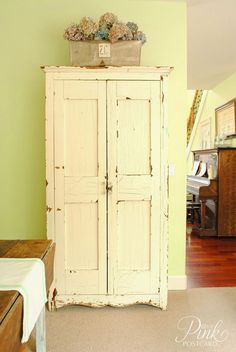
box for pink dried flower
[64,24,84,41]
[99,12,118,29]
[79,16,98,38]
[108,23,133,43]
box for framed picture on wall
[215,98,236,137]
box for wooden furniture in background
[187,148,236,237]
[186,202,201,225]
[43,66,171,309]
[0,240,55,352]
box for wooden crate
[69,40,142,66]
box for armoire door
[54,80,107,295]
[107,80,161,295]
[53,78,162,297]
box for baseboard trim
[168,275,187,290]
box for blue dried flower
[134,31,147,44]
[95,27,109,40]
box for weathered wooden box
[69,40,142,66]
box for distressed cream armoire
[44,66,171,309]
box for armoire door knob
[106,183,113,192]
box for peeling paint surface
[45,67,170,310]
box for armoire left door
[54,80,107,295]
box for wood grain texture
[1,240,52,260]
[0,240,19,257]
[0,294,23,352]
[218,149,236,236]
[186,230,236,288]
[0,291,19,324]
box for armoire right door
[107,80,162,295]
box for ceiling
[187,0,236,89]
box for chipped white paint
[45,73,55,240]
[159,74,169,310]
[54,294,161,309]
[107,80,161,296]
[54,80,107,295]
[44,66,171,309]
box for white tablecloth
[0,258,47,342]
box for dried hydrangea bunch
[109,22,133,43]
[64,12,146,44]
[99,12,118,29]
[79,17,98,38]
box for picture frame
[215,98,236,138]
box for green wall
[190,71,236,169]
[0,0,186,276]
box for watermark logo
[175,315,229,347]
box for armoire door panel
[113,271,157,295]
[65,271,102,295]
[117,200,151,271]
[64,99,98,177]
[65,203,99,270]
[117,100,151,175]
[54,80,107,295]
[107,80,161,295]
